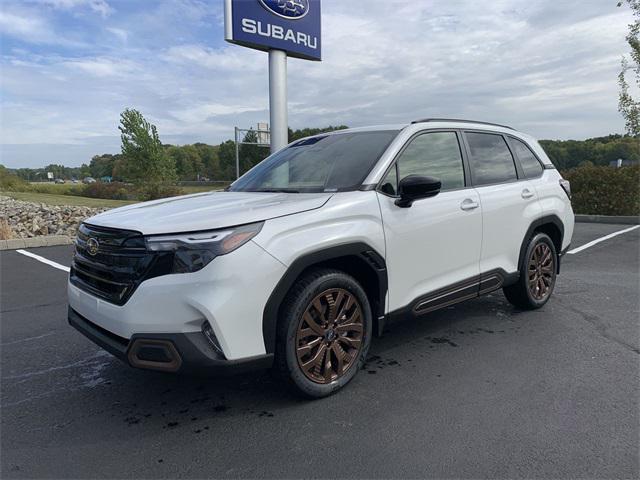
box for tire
[275,268,372,398]
[503,232,557,310]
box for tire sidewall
[522,233,557,307]
[284,272,372,398]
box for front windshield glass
[229,130,399,193]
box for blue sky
[0,0,634,168]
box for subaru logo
[259,0,309,19]
[86,237,99,256]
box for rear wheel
[503,232,557,309]
[275,269,372,398]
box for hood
[85,191,333,235]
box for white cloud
[164,44,264,72]
[0,7,89,46]
[0,10,56,44]
[106,27,127,42]
[62,57,138,77]
[39,0,113,17]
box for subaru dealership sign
[225,0,322,61]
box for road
[1,223,638,478]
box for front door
[376,131,482,314]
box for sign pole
[268,49,288,153]
[225,0,320,154]
[234,126,240,179]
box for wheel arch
[262,242,388,354]
[518,215,564,273]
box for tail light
[559,179,571,199]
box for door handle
[460,198,479,211]
[521,188,534,199]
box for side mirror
[395,175,441,208]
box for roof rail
[410,118,514,130]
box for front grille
[71,223,167,305]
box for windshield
[229,130,399,193]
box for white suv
[68,119,574,397]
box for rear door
[462,131,542,275]
[376,130,482,313]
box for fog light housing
[202,321,225,358]
[127,338,182,372]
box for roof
[319,118,520,137]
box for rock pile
[0,196,107,239]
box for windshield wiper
[250,188,300,193]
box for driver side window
[380,131,466,195]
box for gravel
[0,195,106,239]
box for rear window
[465,132,517,185]
[509,137,543,178]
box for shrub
[562,164,640,216]
[80,182,133,200]
[28,183,84,195]
[136,183,184,201]
[0,166,28,191]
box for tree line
[539,134,639,170]
[10,131,638,184]
[10,122,348,183]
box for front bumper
[67,240,287,361]
[68,307,273,375]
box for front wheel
[503,232,557,309]
[275,268,372,398]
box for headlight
[145,222,264,274]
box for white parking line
[567,225,639,255]
[15,249,70,273]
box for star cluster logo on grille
[86,237,99,256]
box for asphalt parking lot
[1,223,638,479]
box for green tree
[194,142,221,179]
[0,165,27,190]
[118,108,176,185]
[239,129,269,175]
[288,125,348,142]
[166,144,205,181]
[89,154,119,179]
[539,135,640,169]
[217,140,238,180]
[79,163,92,178]
[618,0,640,135]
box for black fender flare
[517,214,564,273]
[261,242,388,354]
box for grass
[1,191,134,208]
[27,183,83,195]
[27,183,230,195]
[1,182,229,208]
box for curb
[575,214,640,225]
[0,235,73,251]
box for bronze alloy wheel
[295,288,364,384]
[528,242,555,300]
